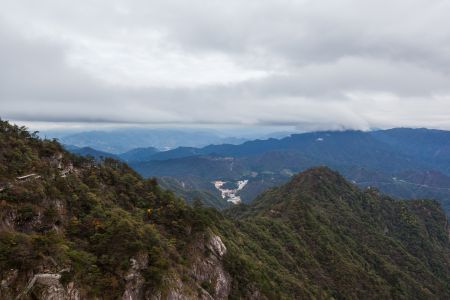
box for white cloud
[1,0,450,130]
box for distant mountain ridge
[62,127,450,214]
[127,128,450,214]
[64,145,160,163]
[64,145,121,161]
[118,147,160,162]
[52,128,250,153]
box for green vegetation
[0,120,209,298]
[0,119,449,299]
[217,168,450,299]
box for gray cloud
[1,0,450,130]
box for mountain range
[62,128,450,215]
[45,128,260,153]
[107,128,450,215]
[66,145,159,163]
[1,120,449,299]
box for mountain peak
[288,166,351,191]
[246,166,357,213]
[294,166,340,178]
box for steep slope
[1,121,449,299]
[0,121,237,299]
[219,167,450,299]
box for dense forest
[0,119,449,299]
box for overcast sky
[1,0,450,131]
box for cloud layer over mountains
[2,0,450,130]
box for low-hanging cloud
[1,0,450,130]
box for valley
[62,128,450,216]
[105,129,449,215]
[1,120,450,299]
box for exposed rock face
[165,277,191,300]
[1,212,232,300]
[190,233,231,300]
[35,274,79,300]
[142,233,231,300]
[122,252,148,300]
[207,234,227,257]
[119,233,231,300]
[2,272,80,300]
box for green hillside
[1,120,449,299]
[0,120,224,299]
[219,167,450,298]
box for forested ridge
[1,119,449,299]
